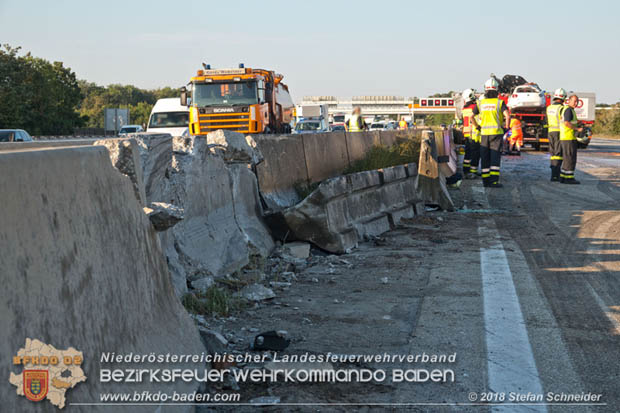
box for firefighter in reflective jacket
[461,89,479,178]
[546,88,567,181]
[346,106,367,132]
[559,94,583,184]
[471,78,510,188]
[398,119,408,130]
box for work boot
[551,176,560,182]
[561,179,581,185]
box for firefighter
[471,78,510,188]
[559,94,583,184]
[398,118,408,130]
[347,107,367,132]
[461,89,478,178]
[546,88,567,181]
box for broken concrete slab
[280,164,422,253]
[93,138,147,206]
[415,130,455,211]
[207,129,263,164]
[144,202,183,231]
[134,135,275,296]
[228,164,275,257]
[254,134,308,211]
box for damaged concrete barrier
[0,145,204,413]
[135,131,274,296]
[279,163,422,253]
[416,130,455,211]
[254,134,309,211]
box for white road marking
[473,185,547,412]
[584,213,620,335]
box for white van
[147,98,190,137]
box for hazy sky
[1,0,618,103]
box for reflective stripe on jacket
[462,107,473,137]
[546,103,563,132]
[478,98,505,135]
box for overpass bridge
[300,96,458,121]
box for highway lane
[482,138,620,412]
[203,138,618,412]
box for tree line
[0,44,180,135]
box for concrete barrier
[136,135,275,296]
[0,145,204,413]
[255,134,308,211]
[301,132,350,182]
[280,162,422,253]
[255,130,422,211]
[416,130,455,211]
[345,131,381,163]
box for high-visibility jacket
[462,104,475,138]
[559,106,578,141]
[510,118,523,140]
[471,115,481,143]
[348,115,362,132]
[398,120,408,130]
[478,98,505,136]
[546,103,563,132]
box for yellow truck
[181,64,295,135]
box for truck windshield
[148,112,189,128]
[193,81,258,107]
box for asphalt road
[204,138,619,412]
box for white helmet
[553,88,567,100]
[462,88,475,102]
[484,77,499,91]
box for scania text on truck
[181,64,295,135]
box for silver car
[0,129,33,142]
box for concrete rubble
[237,284,276,302]
[133,131,275,297]
[207,129,264,164]
[144,201,184,231]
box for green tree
[128,101,154,128]
[0,44,84,134]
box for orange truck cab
[181,64,295,135]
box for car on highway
[118,125,144,136]
[293,119,329,134]
[507,83,546,109]
[0,129,33,142]
[330,122,347,132]
[369,122,386,130]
